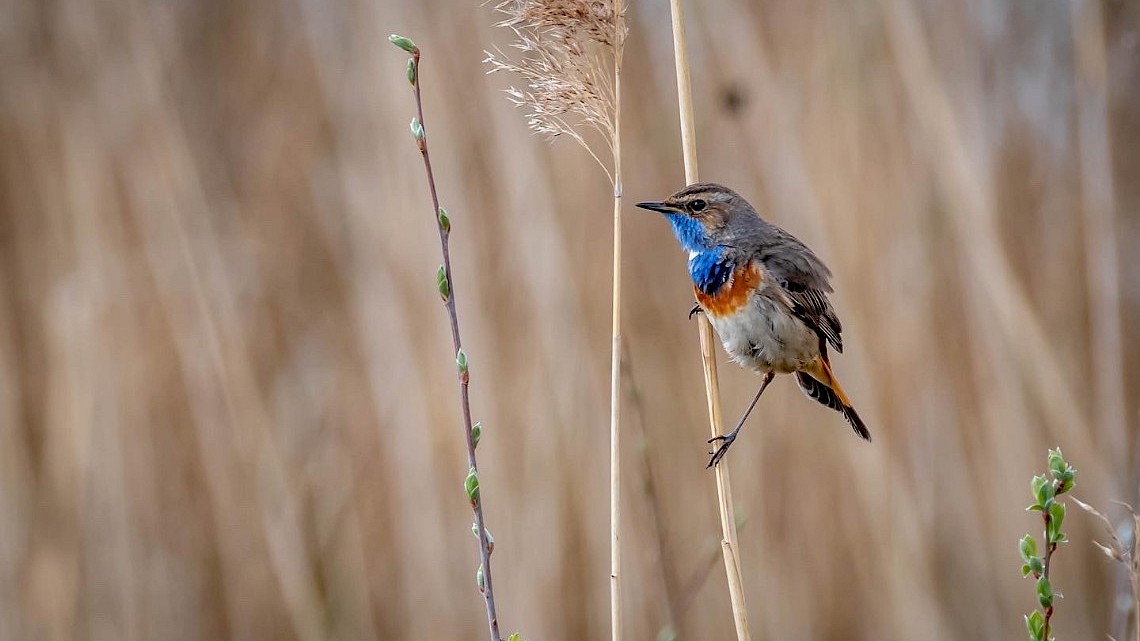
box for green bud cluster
[1020,448,1075,641]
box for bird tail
[797,357,871,441]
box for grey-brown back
[714,198,845,353]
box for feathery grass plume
[485,0,626,186]
[486,4,627,640]
[1072,497,1140,641]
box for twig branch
[1041,491,1061,638]
[1020,448,1076,641]
[391,35,503,641]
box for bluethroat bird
[637,183,871,467]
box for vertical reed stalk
[485,4,626,638]
[609,3,625,638]
[391,35,503,641]
[666,1,752,639]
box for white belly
[707,292,821,374]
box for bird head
[636,183,754,254]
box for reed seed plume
[485,0,627,184]
[487,3,628,639]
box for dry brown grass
[1,1,1139,640]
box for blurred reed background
[2,0,1139,639]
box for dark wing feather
[729,222,845,352]
[781,281,844,353]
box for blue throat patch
[665,214,733,295]
[665,213,711,253]
[689,249,734,295]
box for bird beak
[635,201,674,214]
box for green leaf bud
[1048,502,1065,530]
[1026,610,1045,640]
[1036,575,1053,608]
[1047,501,1068,544]
[1058,468,1075,494]
[465,466,479,505]
[470,522,494,553]
[1019,534,1038,563]
[1047,448,1065,475]
[437,265,449,301]
[1030,474,1047,506]
[1034,474,1055,509]
[389,34,416,53]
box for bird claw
[688,303,703,319]
[706,432,737,468]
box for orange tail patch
[799,357,871,441]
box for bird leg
[707,371,775,468]
[688,302,703,319]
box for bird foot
[706,430,739,468]
[688,303,703,319]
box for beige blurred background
[2,0,1139,639]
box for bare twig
[391,35,503,641]
[665,1,752,639]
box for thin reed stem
[483,4,626,638]
[398,39,503,641]
[609,2,624,639]
[666,1,752,639]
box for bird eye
[689,199,707,212]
